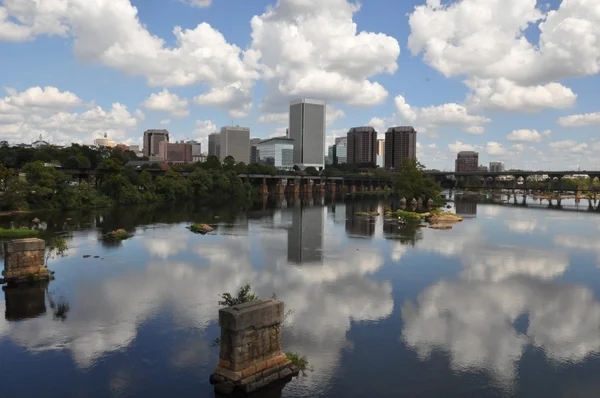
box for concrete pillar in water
[2,239,48,284]
[210,299,299,395]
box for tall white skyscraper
[289,99,326,169]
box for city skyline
[1,0,599,171]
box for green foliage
[285,352,311,372]
[223,156,236,171]
[46,236,68,266]
[218,284,258,307]
[392,158,440,200]
[304,166,319,176]
[388,210,424,221]
[0,228,40,238]
[355,211,380,216]
[105,229,131,241]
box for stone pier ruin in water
[1,238,49,284]
[210,299,299,395]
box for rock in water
[32,218,40,224]
[83,255,91,258]
[209,373,225,385]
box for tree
[305,166,319,176]
[202,155,222,170]
[392,158,440,200]
[223,155,236,171]
[234,162,248,174]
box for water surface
[2,197,600,397]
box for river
[1,196,600,397]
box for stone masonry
[2,238,48,284]
[210,299,299,395]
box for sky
[0,0,599,171]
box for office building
[289,99,326,169]
[250,138,261,164]
[478,165,489,172]
[208,133,220,158]
[94,132,116,148]
[220,126,250,163]
[143,129,169,157]
[327,145,336,165]
[384,126,417,170]
[335,137,347,164]
[455,151,479,172]
[489,161,505,173]
[257,137,294,170]
[158,141,192,163]
[186,140,202,162]
[347,126,377,164]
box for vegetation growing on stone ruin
[392,158,440,201]
[0,228,39,238]
[355,211,380,217]
[285,352,311,373]
[218,284,258,307]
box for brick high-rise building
[347,126,377,165]
[384,126,417,170]
[158,141,192,163]
[143,129,169,157]
[455,151,479,172]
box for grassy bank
[0,228,40,238]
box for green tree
[234,162,248,174]
[223,156,236,171]
[97,158,122,173]
[305,166,319,176]
[392,158,440,201]
[202,155,222,170]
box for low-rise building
[158,141,193,163]
[257,137,294,170]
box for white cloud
[141,89,189,118]
[193,84,252,118]
[448,141,476,153]
[407,0,599,111]
[249,0,400,112]
[558,112,600,128]
[465,126,484,135]
[191,119,217,148]
[548,140,589,153]
[257,112,287,124]
[485,142,507,156]
[506,129,551,143]
[326,105,345,127]
[466,78,577,113]
[376,95,491,137]
[408,0,600,85]
[181,0,212,7]
[0,86,143,145]
[0,86,82,114]
[159,119,171,126]
[0,0,259,113]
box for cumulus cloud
[181,0,212,7]
[190,119,217,148]
[558,112,600,128]
[0,0,259,113]
[408,0,598,111]
[0,86,82,114]
[0,87,144,145]
[506,129,551,142]
[249,0,400,113]
[485,142,507,156]
[548,140,589,153]
[448,141,476,153]
[141,89,189,118]
[466,78,577,113]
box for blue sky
[1,0,599,170]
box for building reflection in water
[345,201,376,238]
[3,281,49,321]
[454,199,478,218]
[287,202,324,265]
[327,202,347,225]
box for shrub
[0,228,39,238]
